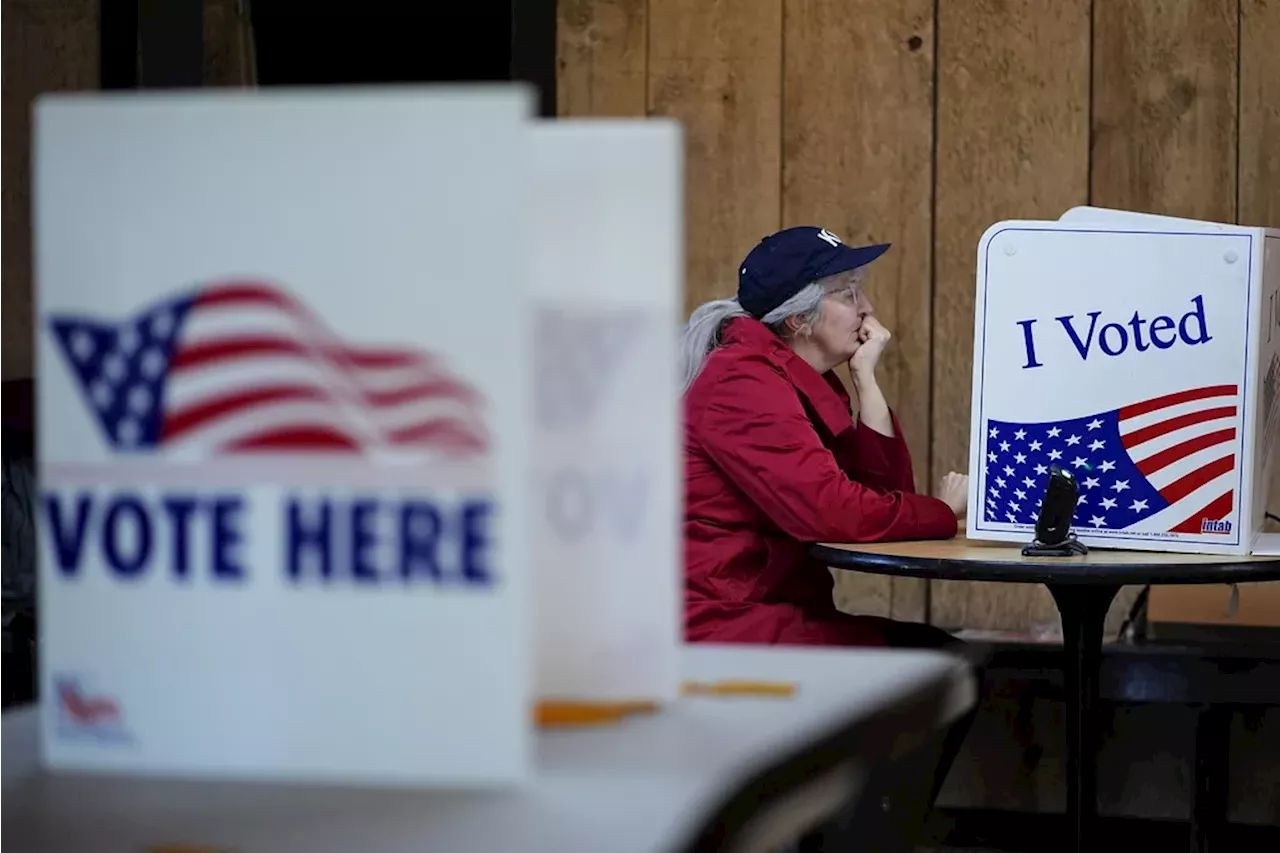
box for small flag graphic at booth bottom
[982,384,1238,534]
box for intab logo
[1201,518,1232,534]
[54,675,133,744]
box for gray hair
[679,282,826,393]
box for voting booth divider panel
[967,206,1280,556]
[32,90,685,788]
[529,120,683,705]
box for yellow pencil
[534,700,659,728]
[682,679,797,697]
[533,679,798,729]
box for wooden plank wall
[782,0,936,620]
[559,0,1280,633]
[1239,0,1280,228]
[1,0,99,381]
[1,0,256,382]
[929,0,1092,632]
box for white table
[2,644,975,853]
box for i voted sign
[35,88,533,785]
[968,209,1280,555]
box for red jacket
[683,317,957,646]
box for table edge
[4,660,977,853]
[810,543,1280,585]
[672,657,974,853]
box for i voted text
[1017,295,1213,369]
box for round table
[810,535,1280,853]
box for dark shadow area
[249,1,512,85]
[100,0,556,112]
[247,0,555,115]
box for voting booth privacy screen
[968,207,1280,555]
[529,121,683,705]
[34,88,536,785]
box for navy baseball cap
[737,226,890,319]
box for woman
[685,227,975,847]
[682,225,969,648]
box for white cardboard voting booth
[968,206,1280,555]
[35,88,535,785]
[529,121,683,703]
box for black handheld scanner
[1035,464,1080,546]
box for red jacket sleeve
[840,413,919,494]
[692,360,957,543]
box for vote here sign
[967,207,1280,555]
[34,87,535,785]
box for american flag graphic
[48,281,488,457]
[981,384,1240,534]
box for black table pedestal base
[1192,703,1232,853]
[810,540,1280,853]
[1047,583,1121,853]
